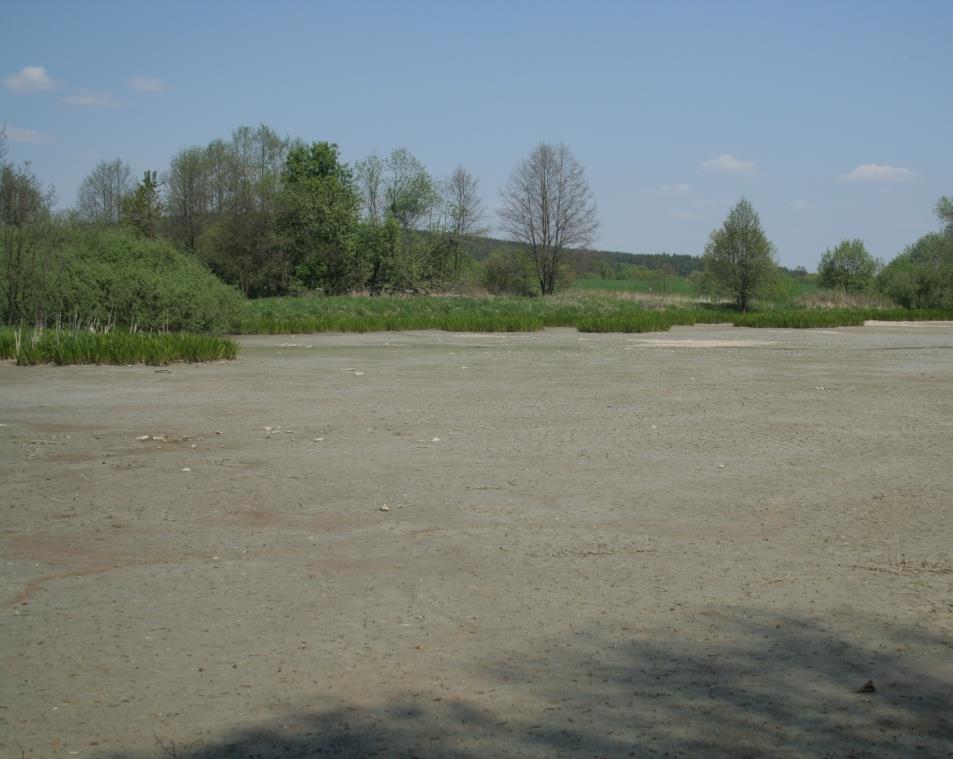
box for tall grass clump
[855,308,953,322]
[241,293,706,334]
[2,327,238,366]
[729,310,867,328]
[727,308,953,328]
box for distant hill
[464,235,703,276]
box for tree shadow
[111,607,951,758]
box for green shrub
[0,226,242,332]
[483,248,538,296]
[877,233,953,309]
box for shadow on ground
[116,608,951,758]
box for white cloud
[129,76,168,93]
[63,89,120,108]
[838,164,915,182]
[660,183,692,193]
[5,125,52,143]
[700,154,757,174]
[3,65,54,93]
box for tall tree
[818,239,877,294]
[355,147,459,292]
[76,158,133,224]
[438,166,486,280]
[385,148,439,230]
[164,147,209,251]
[443,165,486,240]
[703,198,776,311]
[499,142,599,295]
[121,171,163,237]
[204,138,237,216]
[276,142,363,294]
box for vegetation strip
[240,296,953,335]
[0,329,238,366]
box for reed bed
[240,295,642,334]
[0,328,238,366]
[239,296,953,335]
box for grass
[6,299,947,366]
[240,294,650,334]
[240,295,953,336]
[573,276,820,299]
[0,328,239,366]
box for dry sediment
[1,324,952,757]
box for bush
[1,226,243,332]
[877,232,953,308]
[818,239,877,294]
[483,248,538,296]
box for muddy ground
[1,324,952,758]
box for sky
[2,0,951,270]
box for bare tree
[76,158,134,224]
[499,142,598,294]
[443,165,487,240]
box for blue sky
[2,0,951,270]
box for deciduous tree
[499,142,599,295]
[164,147,208,251]
[76,158,133,224]
[355,147,459,292]
[817,239,877,294]
[276,142,363,294]
[703,198,776,311]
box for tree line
[70,125,491,298]
[2,120,952,320]
[52,127,609,299]
[694,195,953,311]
